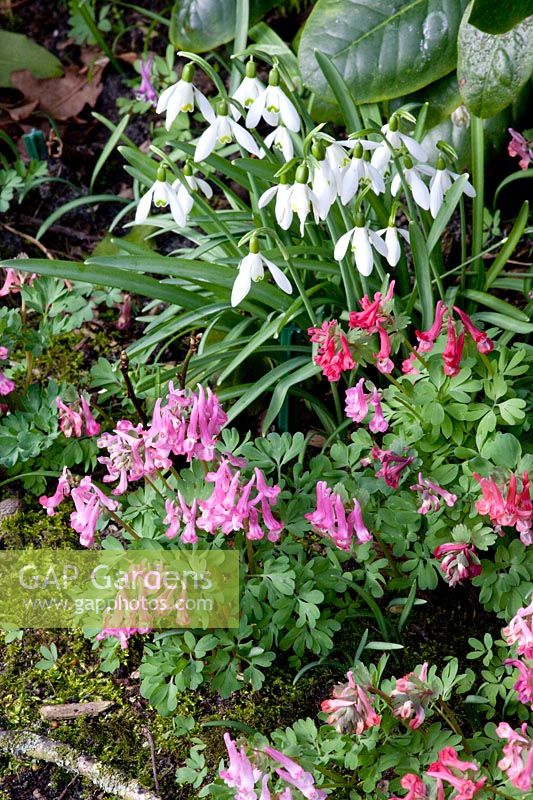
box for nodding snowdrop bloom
[246,67,300,132]
[391,157,431,211]
[171,162,213,217]
[324,140,351,192]
[371,115,428,173]
[195,100,259,162]
[334,214,388,277]
[231,235,292,307]
[310,141,336,220]
[289,164,321,236]
[156,62,214,130]
[376,223,410,267]
[259,124,294,162]
[258,173,293,229]
[231,59,265,120]
[422,156,475,219]
[135,167,186,226]
[340,142,385,204]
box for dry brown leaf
[10,63,105,121]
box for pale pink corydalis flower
[409,473,457,515]
[96,627,152,650]
[433,542,482,587]
[39,466,71,516]
[474,471,532,544]
[496,722,533,791]
[505,659,533,710]
[263,746,327,800]
[389,773,429,800]
[220,733,263,800]
[390,662,435,729]
[345,379,388,433]
[0,267,36,296]
[503,601,533,659]
[0,346,14,396]
[56,394,100,438]
[320,670,381,735]
[425,747,487,800]
[69,476,119,548]
[305,481,371,549]
[508,129,533,170]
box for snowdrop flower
[135,167,186,226]
[424,156,475,218]
[195,100,259,162]
[325,140,351,192]
[260,125,294,162]
[310,141,336,220]
[171,162,212,217]
[231,59,265,119]
[246,67,300,132]
[341,142,385,204]
[156,62,214,130]
[391,157,431,211]
[231,235,292,307]
[258,173,293,229]
[376,223,410,267]
[289,164,321,236]
[334,214,388,277]
[371,116,428,173]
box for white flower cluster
[133,57,476,305]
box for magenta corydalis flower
[137,55,157,105]
[453,307,493,354]
[503,600,533,659]
[426,747,486,800]
[474,471,532,544]
[415,301,447,355]
[508,129,533,170]
[433,542,481,587]
[410,473,457,515]
[321,670,381,735]
[56,394,100,438]
[505,658,533,710]
[375,326,394,373]
[96,627,151,650]
[390,662,435,729]
[308,320,355,382]
[371,446,414,489]
[70,476,119,548]
[442,317,465,377]
[389,773,429,800]
[305,482,372,549]
[345,380,388,433]
[496,721,533,791]
[39,466,71,516]
[348,281,395,333]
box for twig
[0,728,162,800]
[56,776,78,800]
[120,350,148,426]
[0,222,54,260]
[179,334,201,390]
[142,727,160,796]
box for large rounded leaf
[468,0,533,35]
[298,0,469,106]
[169,0,280,52]
[458,5,533,118]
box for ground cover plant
[0,1,532,799]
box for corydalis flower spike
[453,306,494,354]
[308,320,354,382]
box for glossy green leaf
[475,312,533,334]
[314,51,362,132]
[226,357,309,422]
[458,5,533,118]
[468,0,533,35]
[169,0,280,53]
[485,200,529,289]
[298,0,469,106]
[262,362,321,434]
[0,31,62,87]
[462,290,529,321]
[409,221,434,330]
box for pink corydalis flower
[39,467,71,516]
[137,55,158,105]
[117,293,132,330]
[474,471,532,544]
[505,658,533,710]
[70,476,119,548]
[348,281,395,333]
[220,733,263,800]
[0,346,14,395]
[321,670,381,735]
[410,473,457,515]
[508,129,533,170]
[345,380,388,433]
[263,747,327,800]
[368,388,388,433]
[56,394,100,438]
[453,307,494,354]
[389,773,429,800]
[503,600,533,659]
[164,495,199,544]
[372,446,414,489]
[96,627,151,650]
[308,320,355,382]
[305,481,372,549]
[442,317,465,377]
[433,542,482,587]
[426,747,486,800]
[0,267,36,296]
[98,420,147,494]
[496,722,533,791]
[375,326,394,373]
[415,301,447,354]
[390,662,435,729]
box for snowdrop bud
[295,164,309,183]
[269,67,280,86]
[182,62,195,83]
[245,59,257,78]
[389,115,399,132]
[451,105,470,128]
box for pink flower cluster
[39,468,120,548]
[496,722,533,791]
[56,394,100,438]
[390,662,435,729]
[305,481,372,550]
[403,303,493,377]
[308,320,354,382]
[349,281,395,373]
[508,128,533,170]
[0,267,36,296]
[220,733,327,800]
[371,446,414,489]
[345,378,388,433]
[410,473,457,515]
[390,748,486,800]
[320,670,381,735]
[0,347,15,396]
[98,383,227,494]
[164,459,283,544]
[433,542,482,587]
[96,627,152,650]
[503,600,533,711]
[474,471,532,545]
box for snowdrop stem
[286,262,316,325]
[177,51,228,99]
[459,196,468,290]
[470,114,485,289]
[230,0,250,94]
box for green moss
[0,505,79,549]
[32,332,85,384]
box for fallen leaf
[10,62,105,121]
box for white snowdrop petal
[353,227,374,276]
[258,185,278,209]
[334,229,354,261]
[194,124,218,162]
[263,258,293,294]
[245,93,266,129]
[156,84,174,114]
[230,120,259,156]
[369,230,389,259]
[135,187,155,223]
[231,267,252,307]
[400,134,428,162]
[196,178,213,199]
[194,88,215,123]
[277,90,300,132]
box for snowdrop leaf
[458,4,533,117]
[298,0,469,106]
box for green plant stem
[381,373,424,424]
[231,0,250,94]
[400,334,430,371]
[245,537,257,576]
[459,196,467,290]
[437,699,472,756]
[372,529,401,578]
[108,510,140,540]
[76,2,124,74]
[285,262,316,326]
[144,474,165,500]
[470,115,485,290]
[330,382,343,426]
